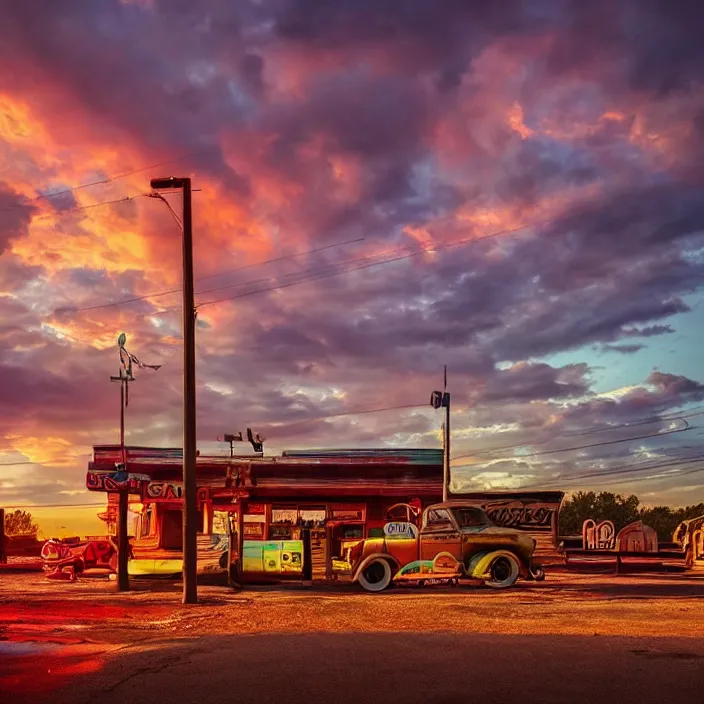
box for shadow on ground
[8,631,702,704]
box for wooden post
[442,366,450,502]
[302,528,312,584]
[227,510,237,589]
[150,176,198,604]
[181,178,198,605]
[237,502,244,585]
[117,380,130,591]
[0,508,6,564]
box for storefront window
[340,525,363,540]
[141,507,153,538]
[269,525,293,540]
[212,511,229,536]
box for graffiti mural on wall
[86,471,149,493]
[476,501,556,532]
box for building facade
[87,445,444,581]
[86,446,565,581]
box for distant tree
[560,492,704,542]
[645,502,704,542]
[559,491,640,535]
[638,505,678,543]
[4,509,39,536]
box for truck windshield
[452,507,493,528]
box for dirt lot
[1,570,703,703]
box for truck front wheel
[484,554,520,589]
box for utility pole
[117,380,129,590]
[150,176,198,605]
[0,508,6,564]
[110,337,132,592]
[431,366,451,501]
[110,333,161,591]
[443,367,451,500]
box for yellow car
[348,501,541,592]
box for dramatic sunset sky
[2,1,704,536]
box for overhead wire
[70,236,366,314]
[196,237,365,284]
[591,462,704,488]
[49,207,544,319]
[195,221,540,310]
[454,408,704,460]
[516,452,704,490]
[262,403,428,432]
[0,147,214,214]
[534,460,704,491]
[451,421,692,467]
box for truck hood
[461,526,521,536]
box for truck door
[420,508,462,561]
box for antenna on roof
[219,429,264,456]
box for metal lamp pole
[431,366,451,501]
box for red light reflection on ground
[0,642,105,697]
[3,599,171,623]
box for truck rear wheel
[484,554,520,589]
[358,559,392,592]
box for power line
[70,237,366,314]
[197,237,365,284]
[262,403,428,432]
[592,462,704,488]
[0,149,214,214]
[69,195,139,212]
[51,217,542,320]
[559,406,704,439]
[190,226,457,306]
[457,408,704,459]
[536,460,704,491]
[196,221,538,310]
[195,238,419,301]
[451,422,692,466]
[518,452,704,489]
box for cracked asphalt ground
[1,570,703,704]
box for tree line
[3,509,39,536]
[559,491,704,541]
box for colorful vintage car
[40,536,119,580]
[348,501,542,592]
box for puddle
[0,640,62,655]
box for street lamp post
[431,366,451,501]
[149,176,198,605]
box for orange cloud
[507,102,534,139]
[4,433,89,467]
